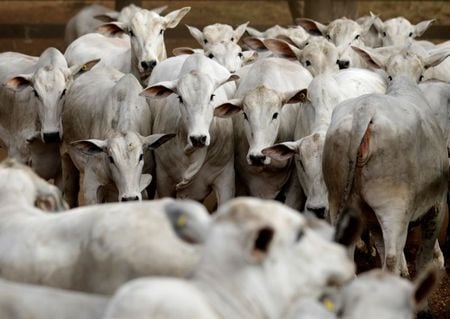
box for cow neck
[386,76,420,98]
[192,261,289,319]
[130,44,167,84]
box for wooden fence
[0,0,448,56]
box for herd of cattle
[0,2,449,318]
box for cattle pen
[0,0,449,319]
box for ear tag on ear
[177,214,187,228]
[81,64,89,71]
[322,298,335,311]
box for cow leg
[375,207,409,275]
[213,161,235,206]
[61,152,79,208]
[417,203,445,272]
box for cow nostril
[200,136,207,143]
[189,135,207,147]
[308,207,326,219]
[42,132,61,144]
[338,60,350,70]
[150,61,157,68]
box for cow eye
[60,89,66,98]
[326,34,331,40]
[388,75,393,81]
[409,32,413,37]
[382,31,387,37]
[354,34,360,40]
[419,75,424,82]
[272,112,279,120]
[208,53,214,59]
[178,96,183,104]
[231,37,235,42]
[210,94,215,101]
[129,30,134,37]
[108,156,114,164]
[238,52,243,58]
[243,112,248,120]
[204,39,208,44]
[296,228,304,242]
[33,89,39,98]
[305,60,311,66]
[159,29,164,35]
[139,153,144,161]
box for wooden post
[302,0,357,22]
[116,0,142,11]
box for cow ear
[352,46,386,69]
[151,5,168,15]
[250,226,275,262]
[413,265,440,307]
[5,74,33,91]
[186,25,205,47]
[96,22,128,36]
[234,21,250,43]
[214,98,243,118]
[423,49,450,69]
[164,7,191,29]
[262,141,300,161]
[334,207,363,246]
[264,39,301,60]
[243,37,267,51]
[69,59,100,76]
[139,174,152,191]
[282,88,308,105]
[94,11,119,22]
[143,133,176,149]
[358,14,376,34]
[246,26,264,38]
[70,139,107,156]
[414,19,434,37]
[172,47,198,56]
[296,18,327,36]
[371,12,385,34]
[140,80,178,98]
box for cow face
[215,87,307,166]
[71,132,174,202]
[5,50,99,144]
[373,17,434,47]
[263,133,329,219]
[187,22,249,48]
[206,198,355,300]
[205,42,252,74]
[352,46,450,82]
[98,7,190,81]
[297,17,375,68]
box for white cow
[0,159,210,294]
[65,7,190,83]
[64,4,167,45]
[62,66,174,206]
[323,47,450,275]
[214,58,311,207]
[102,197,355,319]
[143,54,238,205]
[187,22,249,47]
[246,25,310,44]
[0,48,97,184]
[263,69,386,217]
[297,16,376,68]
[0,279,108,319]
[335,268,439,319]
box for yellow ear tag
[81,64,88,71]
[177,214,187,228]
[323,298,335,311]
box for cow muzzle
[42,131,61,144]
[337,60,350,70]
[189,135,208,148]
[120,195,140,202]
[248,154,268,166]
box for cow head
[187,22,249,48]
[297,17,375,68]
[5,48,99,144]
[70,132,174,202]
[142,55,239,152]
[215,86,307,166]
[373,16,434,47]
[98,7,191,81]
[263,132,328,219]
